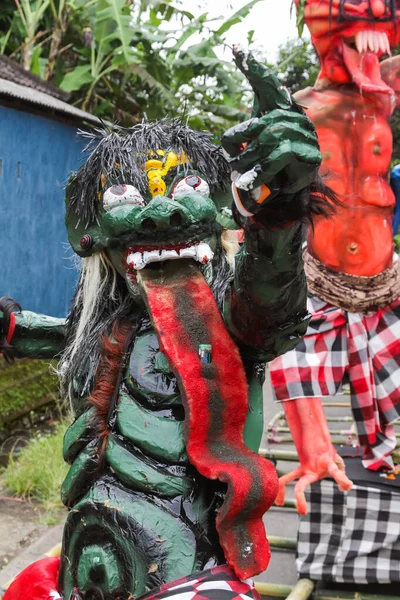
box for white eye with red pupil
[172,175,210,200]
[103,184,146,211]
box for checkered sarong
[138,565,260,600]
[269,294,400,469]
[297,480,400,583]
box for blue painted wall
[0,105,86,317]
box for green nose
[137,196,191,232]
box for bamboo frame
[259,449,299,461]
[268,536,297,550]
[255,580,400,600]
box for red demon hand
[274,397,353,515]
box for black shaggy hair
[69,119,231,225]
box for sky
[192,0,302,62]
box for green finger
[222,111,316,158]
[229,125,318,171]
[233,46,292,114]
[221,118,264,157]
[262,109,316,135]
[235,142,293,191]
[235,141,320,192]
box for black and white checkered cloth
[296,480,400,584]
[139,565,260,600]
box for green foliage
[0,0,260,135]
[272,38,319,95]
[394,232,400,253]
[0,359,59,428]
[3,421,69,511]
[390,46,400,163]
[296,0,307,38]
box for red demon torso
[298,85,395,275]
[296,0,400,276]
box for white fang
[127,243,214,270]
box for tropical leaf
[216,0,261,36]
[59,64,93,92]
[103,0,135,64]
[1,0,258,134]
[30,46,41,74]
[296,0,307,38]
[130,63,176,107]
[206,103,247,121]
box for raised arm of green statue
[222,48,327,362]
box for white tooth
[361,31,368,53]
[383,32,391,55]
[377,31,384,54]
[356,31,363,54]
[367,31,373,52]
[142,250,161,266]
[371,31,378,53]
[127,252,144,269]
[179,247,196,258]
[195,243,214,265]
[365,31,373,52]
[377,32,383,54]
[160,249,179,260]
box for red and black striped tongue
[138,260,278,579]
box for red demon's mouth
[342,30,393,93]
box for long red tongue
[342,42,392,94]
[138,261,278,579]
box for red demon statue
[271,0,400,513]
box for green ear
[65,185,108,258]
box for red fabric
[6,312,16,344]
[140,266,278,579]
[3,557,61,600]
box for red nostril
[371,0,386,17]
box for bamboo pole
[255,581,400,600]
[286,579,315,600]
[325,416,353,422]
[314,591,400,600]
[273,427,354,437]
[282,499,296,509]
[268,536,297,550]
[267,436,349,445]
[259,449,299,461]
[267,411,286,429]
[323,402,351,408]
[255,582,293,598]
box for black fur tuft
[68,119,231,225]
[237,174,340,230]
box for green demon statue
[1,51,330,600]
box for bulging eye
[171,175,210,200]
[103,184,146,211]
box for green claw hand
[233,45,293,115]
[222,48,321,199]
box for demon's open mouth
[351,30,391,54]
[342,30,392,93]
[125,241,214,271]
